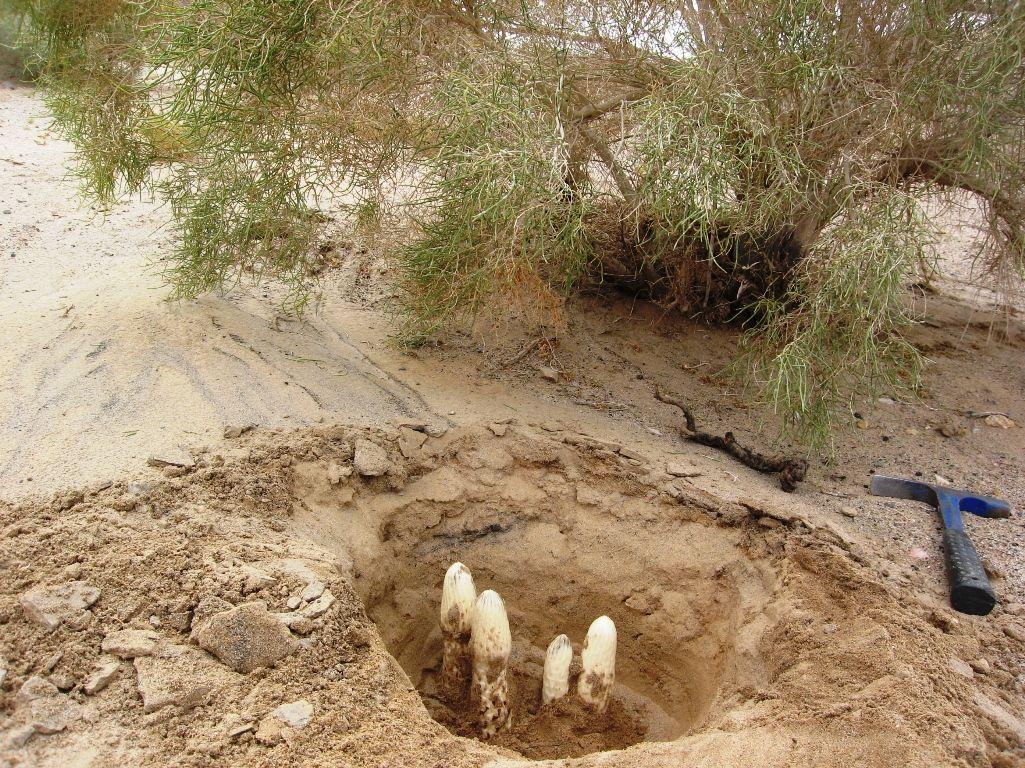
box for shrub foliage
[3,0,1024,447]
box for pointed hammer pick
[870,475,1011,616]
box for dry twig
[654,385,808,492]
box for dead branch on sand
[654,386,808,493]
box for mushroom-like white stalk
[578,615,616,712]
[440,562,477,693]
[541,634,572,705]
[470,589,512,738]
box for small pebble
[969,658,991,675]
[983,414,1015,429]
[948,658,974,679]
[939,423,967,438]
[300,581,325,603]
[83,659,120,695]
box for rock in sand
[146,449,196,469]
[17,676,58,705]
[301,590,335,619]
[192,601,299,673]
[20,581,100,630]
[134,644,232,713]
[948,657,975,679]
[969,658,991,675]
[272,699,313,729]
[397,427,428,459]
[984,414,1016,429]
[17,676,81,734]
[101,628,161,658]
[192,595,234,624]
[326,461,352,484]
[241,565,276,594]
[84,658,121,695]
[300,580,325,603]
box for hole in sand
[296,434,779,760]
[357,513,774,759]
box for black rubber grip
[943,528,996,616]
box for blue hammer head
[870,475,1011,531]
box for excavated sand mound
[1,422,1023,767]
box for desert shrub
[2,0,1023,448]
[0,1,37,76]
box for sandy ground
[0,80,646,499]
[1,80,1024,767]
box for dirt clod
[940,422,968,438]
[17,676,82,735]
[83,658,121,695]
[133,643,231,713]
[354,438,391,476]
[102,628,161,658]
[192,601,300,673]
[20,580,100,630]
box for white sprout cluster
[439,561,618,739]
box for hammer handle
[943,529,996,616]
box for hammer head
[870,475,1011,528]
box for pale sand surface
[0,83,554,497]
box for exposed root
[493,336,546,370]
[654,385,808,492]
[585,208,803,324]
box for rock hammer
[870,475,1011,616]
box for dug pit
[354,512,774,760]
[2,423,1018,768]
[295,425,781,760]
